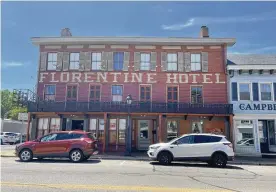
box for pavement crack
[188,176,242,192]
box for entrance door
[268,120,276,153]
[137,120,150,150]
[71,120,84,130]
[259,120,269,153]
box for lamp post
[125,94,132,156]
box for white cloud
[161,11,276,31]
[161,18,195,30]
[2,61,29,68]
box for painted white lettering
[166,73,178,83]
[50,72,59,83]
[202,74,213,83]
[84,72,95,83]
[39,73,48,82]
[179,74,188,83]
[189,74,200,84]
[96,72,107,83]
[72,72,82,82]
[60,72,69,82]
[147,73,157,83]
[124,73,129,83]
[131,73,142,83]
[215,73,225,84]
[111,72,121,83]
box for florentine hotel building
[29,26,236,153]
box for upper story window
[140,85,151,102]
[140,53,150,70]
[92,52,102,70]
[69,53,80,70]
[112,85,123,102]
[167,53,177,71]
[67,85,77,101]
[167,86,178,103]
[239,83,251,101]
[47,53,57,70]
[113,52,124,71]
[191,53,201,71]
[44,85,56,101]
[191,86,203,104]
[260,83,272,101]
[90,85,101,102]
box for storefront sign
[239,103,276,111]
[234,102,276,114]
[39,72,225,84]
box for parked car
[0,132,19,145]
[147,133,234,168]
[15,131,99,162]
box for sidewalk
[1,150,275,166]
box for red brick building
[29,26,236,153]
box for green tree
[1,89,27,120]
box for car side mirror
[173,141,179,145]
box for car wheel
[19,149,33,162]
[69,149,84,163]
[211,153,227,168]
[158,152,172,165]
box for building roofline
[31,36,236,46]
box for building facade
[28,27,235,153]
[227,54,276,156]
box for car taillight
[224,143,233,148]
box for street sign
[18,113,28,121]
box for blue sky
[2,1,276,90]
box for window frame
[259,82,274,101]
[111,85,123,102]
[167,53,178,71]
[69,52,80,70]
[174,135,194,145]
[91,52,102,71]
[47,53,58,71]
[190,85,203,104]
[113,52,124,71]
[44,84,56,101]
[66,84,78,101]
[238,82,252,101]
[140,53,151,71]
[190,53,201,72]
[139,84,152,102]
[167,85,179,103]
[89,84,101,102]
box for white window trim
[190,53,201,72]
[167,53,178,71]
[47,53,57,70]
[111,84,124,102]
[69,52,80,70]
[238,82,252,101]
[44,84,56,101]
[140,53,151,71]
[91,52,102,70]
[258,82,274,102]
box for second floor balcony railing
[28,101,233,115]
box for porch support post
[26,113,31,141]
[229,114,234,143]
[158,114,162,143]
[103,112,107,153]
[84,114,89,132]
[30,115,37,140]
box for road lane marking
[0,182,232,192]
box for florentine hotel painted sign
[39,72,226,84]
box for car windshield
[168,135,186,144]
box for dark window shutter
[252,83,259,101]
[232,82,238,101]
[274,83,276,101]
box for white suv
[147,133,234,168]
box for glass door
[268,120,276,153]
[137,120,150,150]
[259,120,269,153]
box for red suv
[15,131,98,163]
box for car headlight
[150,146,160,150]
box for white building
[227,54,276,157]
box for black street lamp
[125,94,132,156]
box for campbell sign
[234,102,276,114]
[39,72,226,84]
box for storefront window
[167,120,178,141]
[192,122,203,133]
[89,119,97,138]
[235,120,255,154]
[38,118,49,137]
[119,119,126,144]
[50,118,60,133]
[89,118,105,142]
[109,119,117,144]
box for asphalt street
[1,157,276,192]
